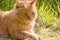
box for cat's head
[14,0,37,20]
[15,0,36,9]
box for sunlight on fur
[0,0,38,40]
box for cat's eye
[32,12,35,15]
[16,6,19,9]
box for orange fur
[0,0,38,40]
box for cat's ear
[31,0,36,5]
[16,0,20,2]
[16,0,21,3]
[16,0,22,6]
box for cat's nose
[24,4,27,8]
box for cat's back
[0,10,10,38]
[0,10,4,22]
[0,10,3,16]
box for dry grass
[37,27,60,40]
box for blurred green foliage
[0,0,15,10]
[36,0,60,28]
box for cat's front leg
[20,31,38,40]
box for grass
[36,27,60,40]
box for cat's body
[0,0,38,40]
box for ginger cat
[0,0,38,40]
